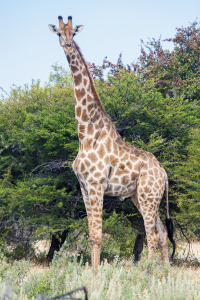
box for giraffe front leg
[88,183,104,269]
[80,182,103,269]
[79,182,93,256]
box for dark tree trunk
[47,230,68,261]
[133,218,146,262]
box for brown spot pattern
[79,133,84,140]
[91,112,100,122]
[81,163,85,172]
[82,68,87,76]
[122,153,129,162]
[94,131,101,140]
[126,161,132,170]
[90,166,96,173]
[94,172,101,178]
[88,152,98,163]
[119,147,124,157]
[87,94,93,102]
[71,65,79,73]
[98,130,107,141]
[131,171,138,181]
[111,177,119,184]
[97,161,104,171]
[97,144,106,159]
[83,172,89,180]
[85,159,90,167]
[87,123,94,135]
[79,124,85,133]
[82,109,88,122]
[84,138,93,151]
[76,106,81,117]
[110,155,119,166]
[90,189,96,196]
[75,88,86,101]
[88,103,93,112]
[83,78,88,86]
[113,141,118,156]
[74,73,82,87]
[98,119,104,128]
[105,137,112,153]
[115,136,124,146]
[121,175,129,185]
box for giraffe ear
[73,25,84,35]
[48,24,59,34]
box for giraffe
[48,16,175,268]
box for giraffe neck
[65,42,114,146]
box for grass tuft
[0,247,200,299]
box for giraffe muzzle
[66,43,72,47]
[64,43,73,53]
[64,45,73,53]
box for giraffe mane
[74,41,106,115]
[74,41,125,145]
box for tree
[174,128,200,237]
[136,22,200,100]
[0,66,86,257]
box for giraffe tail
[165,177,176,260]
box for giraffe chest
[73,150,140,199]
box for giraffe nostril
[66,43,72,47]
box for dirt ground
[33,240,50,255]
[177,242,200,260]
[33,239,200,262]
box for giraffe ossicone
[48,15,175,268]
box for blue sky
[1,0,200,95]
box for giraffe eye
[57,33,61,37]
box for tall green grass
[0,247,200,300]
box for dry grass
[1,246,200,300]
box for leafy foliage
[135,22,200,99]
[0,66,83,244]
[174,128,200,237]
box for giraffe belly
[104,179,137,200]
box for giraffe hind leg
[131,193,160,261]
[143,214,160,259]
[130,194,145,261]
[136,195,160,259]
[133,218,146,262]
[131,190,167,262]
[157,216,169,262]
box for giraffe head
[48,16,83,53]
